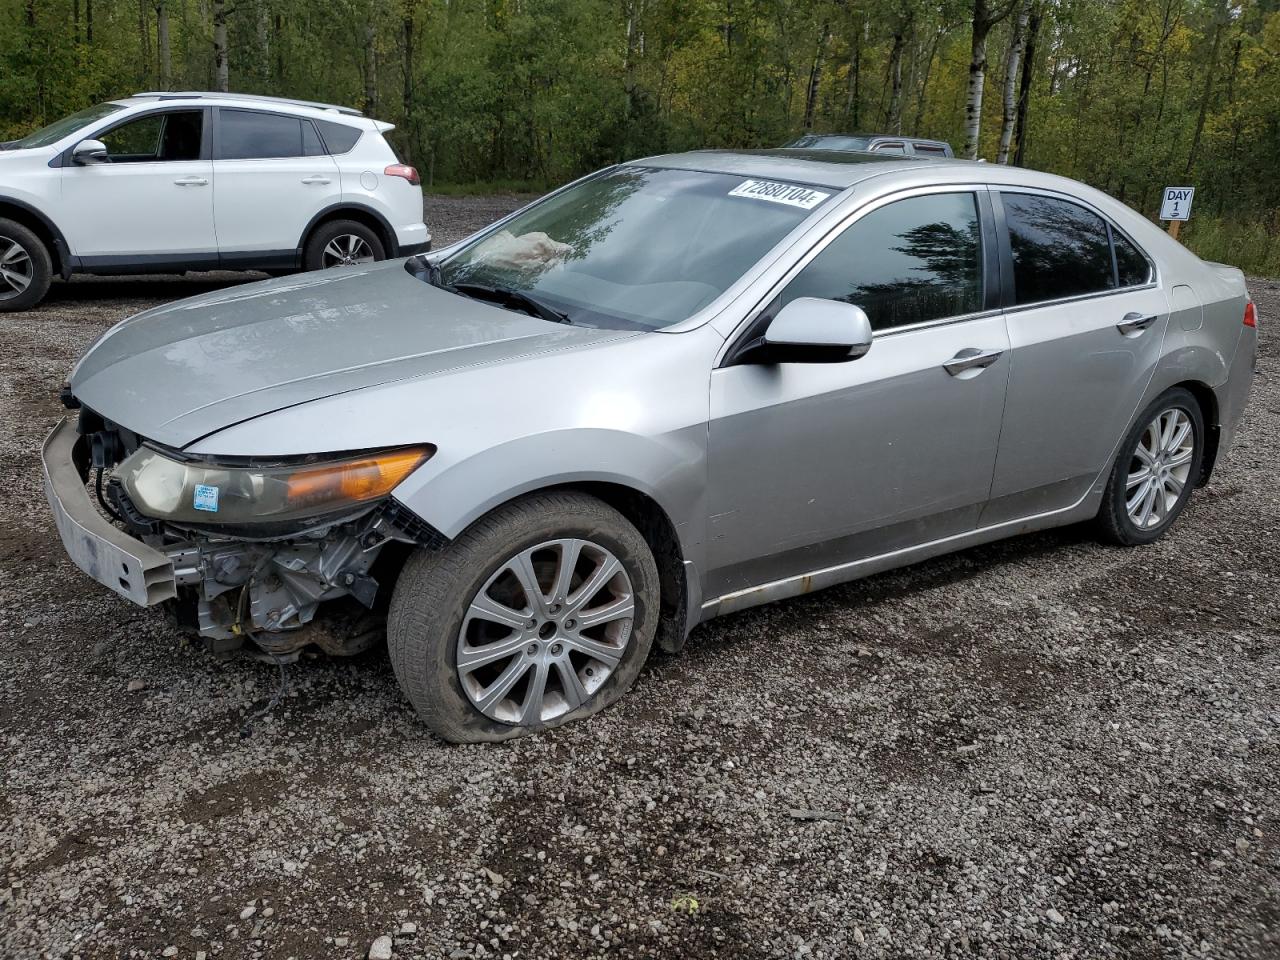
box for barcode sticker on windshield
[728,180,830,209]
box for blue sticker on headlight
[193,484,220,513]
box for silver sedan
[45,149,1257,741]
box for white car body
[0,92,428,283]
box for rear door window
[778,191,984,331]
[1002,192,1116,305]
[218,109,305,160]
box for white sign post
[1160,186,1195,240]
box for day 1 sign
[1160,186,1195,221]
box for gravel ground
[1,196,1277,960]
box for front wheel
[388,492,660,742]
[0,218,52,312]
[1096,387,1205,546]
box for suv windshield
[4,102,125,150]
[433,166,834,330]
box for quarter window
[778,192,984,331]
[315,119,362,155]
[1114,231,1153,286]
[1002,193,1116,305]
[219,109,309,160]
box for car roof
[123,91,365,120]
[630,148,958,189]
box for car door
[981,190,1169,526]
[58,107,217,264]
[704,188,1010,600]
[211,107,341,265]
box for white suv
[0,92,429,310]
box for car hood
[70,260,636,449]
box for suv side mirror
[737,297,874,364]
[71,139,108,165]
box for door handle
[173,177,208,186]
[943,347,1004,377]
[301,176,332,185]
[1116,312,1157,336]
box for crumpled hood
[71,260,633,448]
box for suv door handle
[1117,312,1157,336]
[301,176,332,185]
[943,347,1004,377]
[173,176,208,186]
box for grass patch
[1181,215,1280,279]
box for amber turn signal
[285,448,432,508]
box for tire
[1096,387,1205,546]
[302,219,386,271]
[0,218,53,312]
[388,492,660,743]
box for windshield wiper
[448,282,573,325]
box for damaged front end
[51,404,442,659]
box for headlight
[117,446,433,524]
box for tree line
[2,0,1278,272]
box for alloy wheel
[0,236,33,300]
[321,234,375,267]
[456,538,635,725]
[1126,407,1194,530]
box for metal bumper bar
[41,418,177,607]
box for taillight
[384,164,420,186]
[1244,301,1257,328]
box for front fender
[391,425,708,566]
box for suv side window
[99,111,203,163]
[778,192,984,331]
[1113,230,1153,286]
[1002,192,1116,305]
[218,109,312,160]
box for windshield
[435,166,834,330]
[6,102,125,149]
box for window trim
[211,106,323,162]
[717,183,999,367]
[992,187,1158,313]
[53,105,212,167]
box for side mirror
[71,139,108,165]
[737,297,874,364]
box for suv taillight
[384,164,420,186]
[1244,300,1257,328]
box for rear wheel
[302,219,386,271]
[1096,387,1204,546]
[388,492,660,742]
[0,218,52,312]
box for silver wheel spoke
[561,633,625,667]
[457,632,530,673]
[1126,467,1151,490]
[1165,448,1193,469]
[509,550,547,612]
[576,595,635,630]
[554,659,589,711]
[476,657,532,713]
[567,555,622,613]
[467,592,529,630]
[1164,473,1185,496]
[1167,419,1192,454]
[0,266,29,292]
[518,660,549,724]
[549,538,581,603]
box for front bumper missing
[42,418,177,606]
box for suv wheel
[1096,387,1205,546]
[388,492,660,742]
[0,219,53,312]
[303,219,386,271]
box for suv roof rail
[130,91,364,117]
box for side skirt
[698,490,1104,621]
